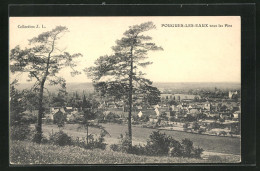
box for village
[23,89,241,138]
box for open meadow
[41,123,240,156]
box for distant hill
[15,82,240,93]
[15,82,94,93]
[152,82,241,91]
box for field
[9,123,241,165]
[10,141,240,165]
[41,123,241,155]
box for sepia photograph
[9,16,241,164]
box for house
[149,115,158,123]
[153,104,160,109]
[45,114,54,120]
[189,108,201,114]
[50,107,66,114]
[154,107,160,116]
[53,109,66,124]
[233,111,241,119]
[138,111,143,118]
[165,111,171,118]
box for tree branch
[31,72,41,82]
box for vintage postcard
[9,16,241,164]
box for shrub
[192,122,200,131]
[181,138,194,157]
[146,131,172,156]
[130,144,147,155]
[219,131,227,136]
[110,131,203,159]
[110,133,146,155]
[75,131,107,150]
[31,129,48,144]
[10,125,31,141]
[49,131,73,146]
[110,144,121,152]
[183,122,190,129]
[88,131,107,150]
[193,147,204,158]
[105,112,120,123]
[169,139,183,157]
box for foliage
[219,131,227,136]
[74,131,107,150]
[51,90,67,107]
[10,86,32,140]
[192,122,200,131]
[138,85,161,106]
[168,100,178,106]
[206,122,226,130]
[183,115,197,122]
[31,130,49,144]
[145,131,174,156]
[110,131,203,158]
[183,122,190,129]
[49,130,73,146]
[230,122,240,135]
[105,112,120,123]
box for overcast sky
[9,16,240,83]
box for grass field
[42,123,240,155]
[10,140,240,164]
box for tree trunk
[35,82,44,143]
[128,46,134,147]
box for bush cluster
[110,131,203,158]
[49,131,73,146]
[30,130,108,150]
[74,131,107,150]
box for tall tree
[86,22,163,146]
[10,26,82,143]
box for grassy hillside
[10,141,205,165]
[10,141,240,165]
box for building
[172,94,201,102]
[233,111,241,119]
[229,91,238,99]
